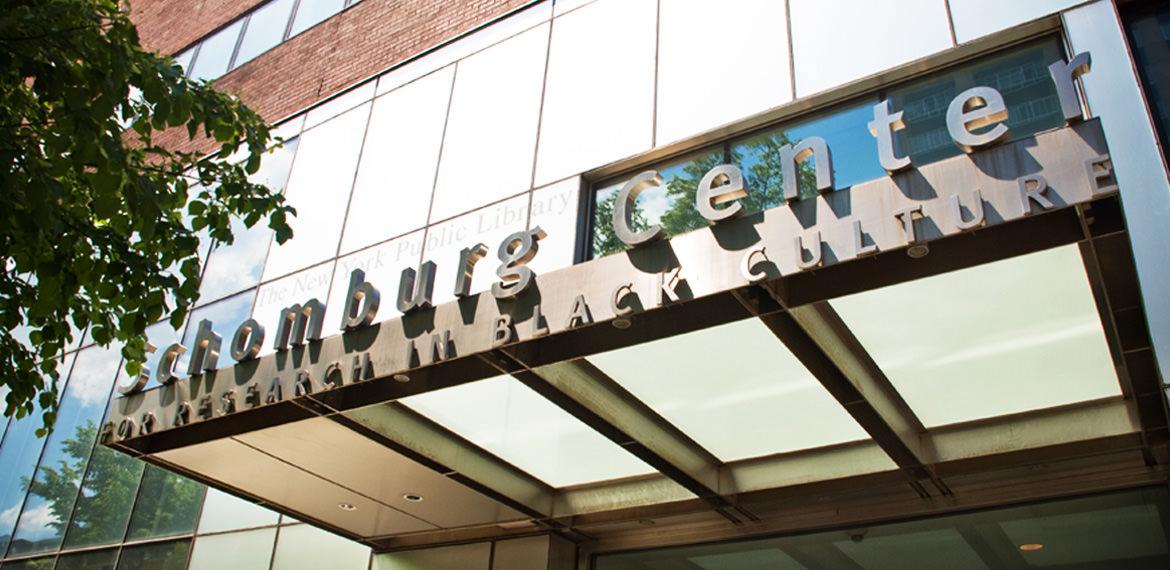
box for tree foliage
[0,0,295,434]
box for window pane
[0,354,75,556]
[234,0,297,67]
[731,102,881,202]
[950,0,1081,43]
[271,524,370,570]
[288,0,347,38]
[10,346,123,556]
[188,527,277,570]
[535,0,656,186]
[261,104,369,281]
[199,137,299,302]
[188,20,245,81]
[126,466,205,540]
[61,446,145,549]
[790,0,953,96]
[116,539,191,570]
[656,0,792,144]
[430,25,548,223]
[181,291,258,371]
[592,148,723,258]
[1,557,56,570]
[341,67,454,254]
[888,40,1065,165]
[56,548,117,570]
[196,488,279,534]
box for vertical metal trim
[651,0,662,148]
[944,0,959,46]
[526,16,557,230]
[784,0,796,100]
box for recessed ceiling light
[337,502,357,511]
[1019,543,1044,551]
[403,493,423,502]
[906,243,930,258]
[392,373,411,383]
[612,317,632,329]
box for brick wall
[131,0,533,153]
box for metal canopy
[103,121,1170,554]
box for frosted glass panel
[324,231,424,331]
[341,67,454,254]
[588,319,868,462]
[262,104,370,281]
[430,24,548,223]
[424,195,531,308]
[526,177,580,275]
[535,0,656,186]
[271,524,370,570]
[790,0,952,96]
[950,0,1079,43]
[831,246,1120,428]
[196,488,279,534]
[188,528,277,570]
[252,262,336,356]
[401,376,656,487]
[656,0,792,143]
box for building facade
[3,0,1170,568]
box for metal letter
[794,232,822,270]
[492,227,546,299]
[350,353,372,383]
[119,342,156,395]
[454,243,489,297]
[156,343,186,385]
[294,369,315,396]
[657,267,683,306]
[173,402,191,426]
[230,319,264,362]
[186,319,222,377]
[1049,52,1091,122]
[265,377,283,404]
[117,418,136,441]
[696,164,748,222]
[869,99,910,173]
[245,383,262,408]
[611,283,636,316]
[614,171,665,246]
[852,220,878,256]
[273,299,325,351]
[741,249,769,283]
[493,314,516,346]
[893,205,922,244]
[342,269,381,329]
[565,295,593,328]
[950,189,985,230]
[220,390,237,414]
[140,412,157,435]
[779,136,834,201]
[323,361,344,389]
[531,304,549,336]
[429,330,452,363]
[1019,175,1054,213]
[946,86,1010,152]
[197,396,214,420]
[1086,154,1118,195]
[397,262,436,313]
